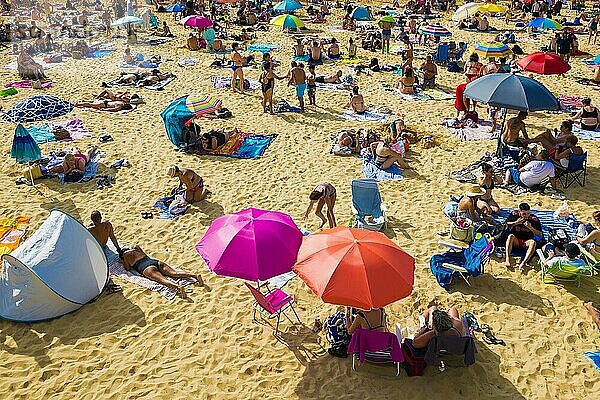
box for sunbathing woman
[166,165,208,203]
[370,136,411,170]
[50,147,96,174]
[525,120,573,151]
[399,67,416,94]
[121,245,202,299]
[412,306,466,349]
[315,70,342,84]
[478,163,501,215]
[337,130,361,153]
[572,97,600,131]
[76,97,133,112]
[303,183,337,229]
[136,70,174,87]
[346,86,366,114]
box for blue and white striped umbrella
[11,124,41,164]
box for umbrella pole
[496,108,508,157]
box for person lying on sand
[136,69,174,87]
[166,165,209,203]
[370,136,411,170]
[584,302,600,331]
[121,245,202,299]
[315,70,342,84]
[303,183,337,229]
[76,98,134,112]
[199,128,238,152]
[50,147,96,174]
[413,305,466,349]
[337,130,361,153]
[88,211,122,294]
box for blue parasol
[11,124,41,164]
[273,0,302,12]
[351,6,371,21]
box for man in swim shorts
[289,62,307,111]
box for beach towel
[118,60,160,69]
[557,94,584,112]
[27,118,92,143]
[494,208,578,240]
[153,194,189,219]
[108,257,196,301]
[178,58,198,67]
[572,125,600,140]
[0,87,17,97]
[210,75,260,90]
[88,49,115,58]
[443,119,500,141]
[361,157,404,181]
[393,88,432,101]
[247,43,278,53]
[576,77,600,87]
[204,132,277,159]
[59,150,103,184]
[340,110,390,123]
[582,60,597,66]
[5,80,52,89]
[103,74,176,90]
[424,87,455,101]
[274,99,302,113]
[341,55,361,64]
[583,351,600,371]
[315,82,353,92]
[293,54,310,61]
[0,217,29,255]
[327,26,347,33]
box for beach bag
[52,126,70,141]
[325,311,351,358]
[492,223,509,247]
[548,228,570,251]
[22,164,42,180]
[447,61,462,72]
[450,219,474,243]
[401,339,426,376]
[63,171,83,183]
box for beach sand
[0,5,599,399]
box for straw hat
[166,165,177,178]
[465,185,486,197]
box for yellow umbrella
[270,14,305,29]
[477,4,507,13]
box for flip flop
[481,324,505,346]
[105,283,122,294]
[462,312,481,332]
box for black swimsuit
[357,309,386,330]
[261,73,274,93]
[132,255,159,275]
[203,131,227,149]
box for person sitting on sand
[88,211,122,294]
[304,183,337,229]
[315,70,342,84]
[348,37,357,58]
[413,306,466,348]
[17,48,46,80]
[123,47,134,64]
[346,86,366,114]
[504,149,559,190]
[399,66,416,94]
[346,306,388,334]
[309,40,322,62]
[49,147,96,175]
[337,130,361,153]
[458,186,494,224]
[571,97,600,131]
[420,55,437,89]
[151,21,172,37]
[577,210,600,257]
[293,38,305,57]
[525,120,573,151]
[478,163,501,216]
[477,16,490,31]
[166,165,208,203]
[180,33,199,51]
[584,302,600,331]
[121,245,202,299]
[327,38,341,59]
[370,136,411,170]
[502,111,529,147]
[504,202,543,268]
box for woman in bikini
[464,52,483,83]
[166,165,208,203]
[303,183,337,229]
[259,61,284,114]
[230,42,245,93]
[121,245,202,299]
[370,136,410,170]
[399,66,415,94]
[346,86,366,114]
[51,147,96,174]
[572,97,600,131]
[478,163,501,215]
[412,306,466,349]
[346,307,388,334]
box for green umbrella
[378,15,396,28]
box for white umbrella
[111,16,144,26]
[452,2,483,22]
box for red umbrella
[516,52,571,75]
[292,227,415,310]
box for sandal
[480,324,505,346]
[99,135,113,142]
[105,282,122,294]
[140,211,153,219]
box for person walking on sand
[303,183,337,229]
[88,211,122,294]
[166,165,208,203]
[289,62,307,111]
[231,42,245,93]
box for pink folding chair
[347,328,404,376]
[244,282,300,334]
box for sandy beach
[0,2,599,399]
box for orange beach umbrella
[292,227,415,310]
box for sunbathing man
[151,21,172,37]
[502,111,529,147]
[315,70,342,84]
[180,33,199,51]
[166,165,208,203]
[121,245,202,299]
[293,38,304,57]
[304,183,337,229]
[76,97,134,112]
[123,47,134,64]
[309,40,322,63]
[420,55,437,89]
[327,38,341,59]
[136,70,173,87]
[88,211,122,294]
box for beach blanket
[153,194,189,220]
[341,55,362,64]
[572,125,600,140]
[108,257,196,301]
[443,119,500,141]
[557,94,584,112]
[0,217,29,255]
[424,87,455,100]
[315,82,353,92]
[361,155,404,181]
[247,43,278,53]
[59,150,103,184]
[340,110,390,122]
[582,60,597,66]
[204,132,277,159]
[5,80,52,89]
[494,208,578,240]
[88,49,115,58]
[293,54,310,61]
[0,87,18,97]
[27,118,92,143]
[118,60,160,69]
[583,351,600,371]
[393,88,432,101]
[178,58,198,67]
[576,77,600,87]
[210,75,260,90]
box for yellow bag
[23,164,42,180]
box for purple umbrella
[196,208,303,281]
[180,15,214,28]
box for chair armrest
[442,263,468,273]
[395,323,403,345]
[438,239,469,250]
[270,295,293,308]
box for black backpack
[548,228,570,251]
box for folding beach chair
[555,151,587,188]
[432,42,450,64]
[536,248,594,286]
[424,318,476,368]
[244,282,300,334]
[448,42,468,62]
[347,325,404,376]
[351,178,386,232]
[577,244,600,274]
[429,235,494,288]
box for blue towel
[26,123,55,143]
[293,54,310,61]
[59,152,101,184]
[494,209,578,240]
[234,134,276,159]
[247,44,278,53]
[583,351,600,371]
[88,49,115,58]
[430,251,465,289]
[361,158,404,181]
[572,125,600,140]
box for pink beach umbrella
[180,14,214,28]
[196,208,303,281]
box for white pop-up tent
[0,210,108,322]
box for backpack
[492,223,509,247]
[548,228,571,251]
[325,311,351,358]
[401,339,427,376]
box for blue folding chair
[351,178,387,232]
[556,151,587,188]
[432,42,450,64]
